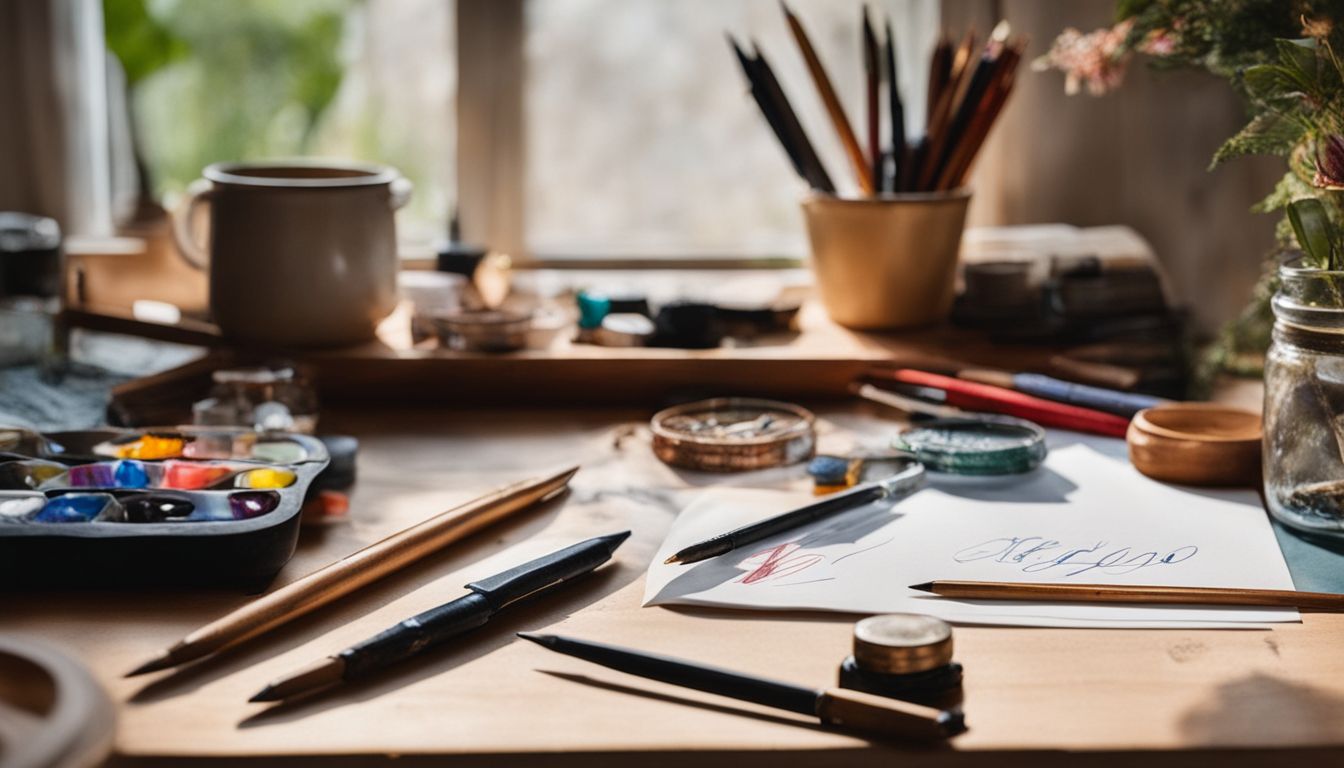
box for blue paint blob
[34,493,114,523]
[114,460,150,489]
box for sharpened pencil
[782,1,874,195]
[910,581,1344,611]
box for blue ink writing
[952,536,1198,577]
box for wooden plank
[9,404,1344,765]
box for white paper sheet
[644,443,1300,628]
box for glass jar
[1264,258,1344,538]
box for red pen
[867,369,1133,438]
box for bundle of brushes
[729,4,1025,196]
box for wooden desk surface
[9,405,1344,766]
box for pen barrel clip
[875,461,926,498]
[815,687,963,740]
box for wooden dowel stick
[912,580,1344,610]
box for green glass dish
[894,417,1047,476]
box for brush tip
[248,686,279,703]
[124,653,172,678]
[908,581,935,593]
[516,631,554,647]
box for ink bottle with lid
[838,613,963,707]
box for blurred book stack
[952,225,1186,396]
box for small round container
[839,613,963,707]
[1128,403,1261,488]
[895,416,1046,476]
[434,309,532,352]
[597,313,655,347]
[650,398,815,472]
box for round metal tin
[852,613,954,675]
[650,398,816,472]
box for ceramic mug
[172,161,411,347]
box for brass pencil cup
[802,190,971,330]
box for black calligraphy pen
[518,632,963,741]
[664,462,924,565]
[250,531,630,702]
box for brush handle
[815,687,963,740]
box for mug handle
[171,178,214,270]
[389,176,414,210]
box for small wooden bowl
[1127,403,1262,488]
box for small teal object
[34,493,115,523]
[895,417,1047,476]
[114,460,149,488]
[576,290,612,329]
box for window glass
[523,0,937,257]
[106,0,455,244]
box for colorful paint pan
[34,493,119,523]
[232,467,296,490]
[250,441,308,464]
[121,494,195,523]
[228,491,281,520]
[109,434,187,460]
[0,492,45,521]
[162,461,237,490]
[0,460,67,490]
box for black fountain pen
[250,531,630,702]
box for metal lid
[650,398,815,472]
[852,613,953,675]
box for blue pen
[957,369,1166,418]
[1009,373,1166,418]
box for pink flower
[1033,19,1135,96]
[1139,29,1177,56]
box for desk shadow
[536,670,820,731]
[1179,672,1344,745]
[127,489,634,704]
[235,565,626,728]
[932,466,1077,504]
[647,504,900,605]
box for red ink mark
[737,542,823,584]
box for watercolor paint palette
[0,426,328,589]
